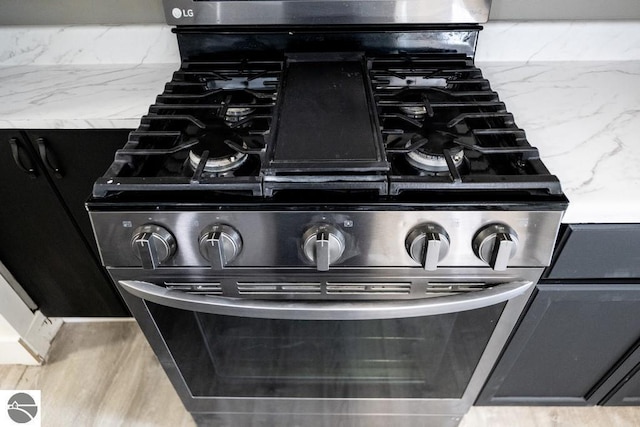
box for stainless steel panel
[107,265,540,301]
[114,265,540,418]
[90,210,564,269]
[192,412,463,427]
[163,0,492,26]
[5,0,640,26]
[118,279,532,319]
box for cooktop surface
[93,52,563,199]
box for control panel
[93,210,562,270]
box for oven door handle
[118,280,533,320]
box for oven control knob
[131,224,177,269]
[406,223,450,271]
[473,224,519,271]
[302,224,346,271]
[199,224,243,270]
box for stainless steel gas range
[88,1,568,426]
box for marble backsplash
[0,25,179,65]
[477,21,640,62]
[1,21,639,65]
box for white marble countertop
[0,64,176,129]
[479,61,640,224]
[1,22,639,223]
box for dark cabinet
[477,224,640,406]
[23,130,129,259]
[0,129,129,317]
[544,224,640,280]
[597,342,640,406]
[477,284,640,405]
[605,362,640,406]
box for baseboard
[58,317,135,323]
[0,339,43,365]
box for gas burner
[188,133,248,174]
[400,105,427,119]
[224,107,256,126]
[405,131,464,173]
[188,150,247,173]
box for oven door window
[147,301,505,399]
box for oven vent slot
[425,283,488,294]
[326,283,412,295]
[237,283,322,295]
[165,283,222,295]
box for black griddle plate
[267,55,388,173]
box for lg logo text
[172,8,194,19]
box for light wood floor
[1,322,639,427]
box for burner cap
[188,133,248,173]
[405,131,464,173]
[400,105,427,119]
[224,107,255,125]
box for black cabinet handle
[9,138,37,179]
[36,137,63,179]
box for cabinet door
[476,284,640,405]
[605,363,640,405]
[0,130,127,317]
[24,129,130,259]
[597,342,640,406]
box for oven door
[111,268,539,418]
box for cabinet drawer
[545,224,640,280]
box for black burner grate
[93,59,283,197]
[368,54,562,195]
[93,53,563,199]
